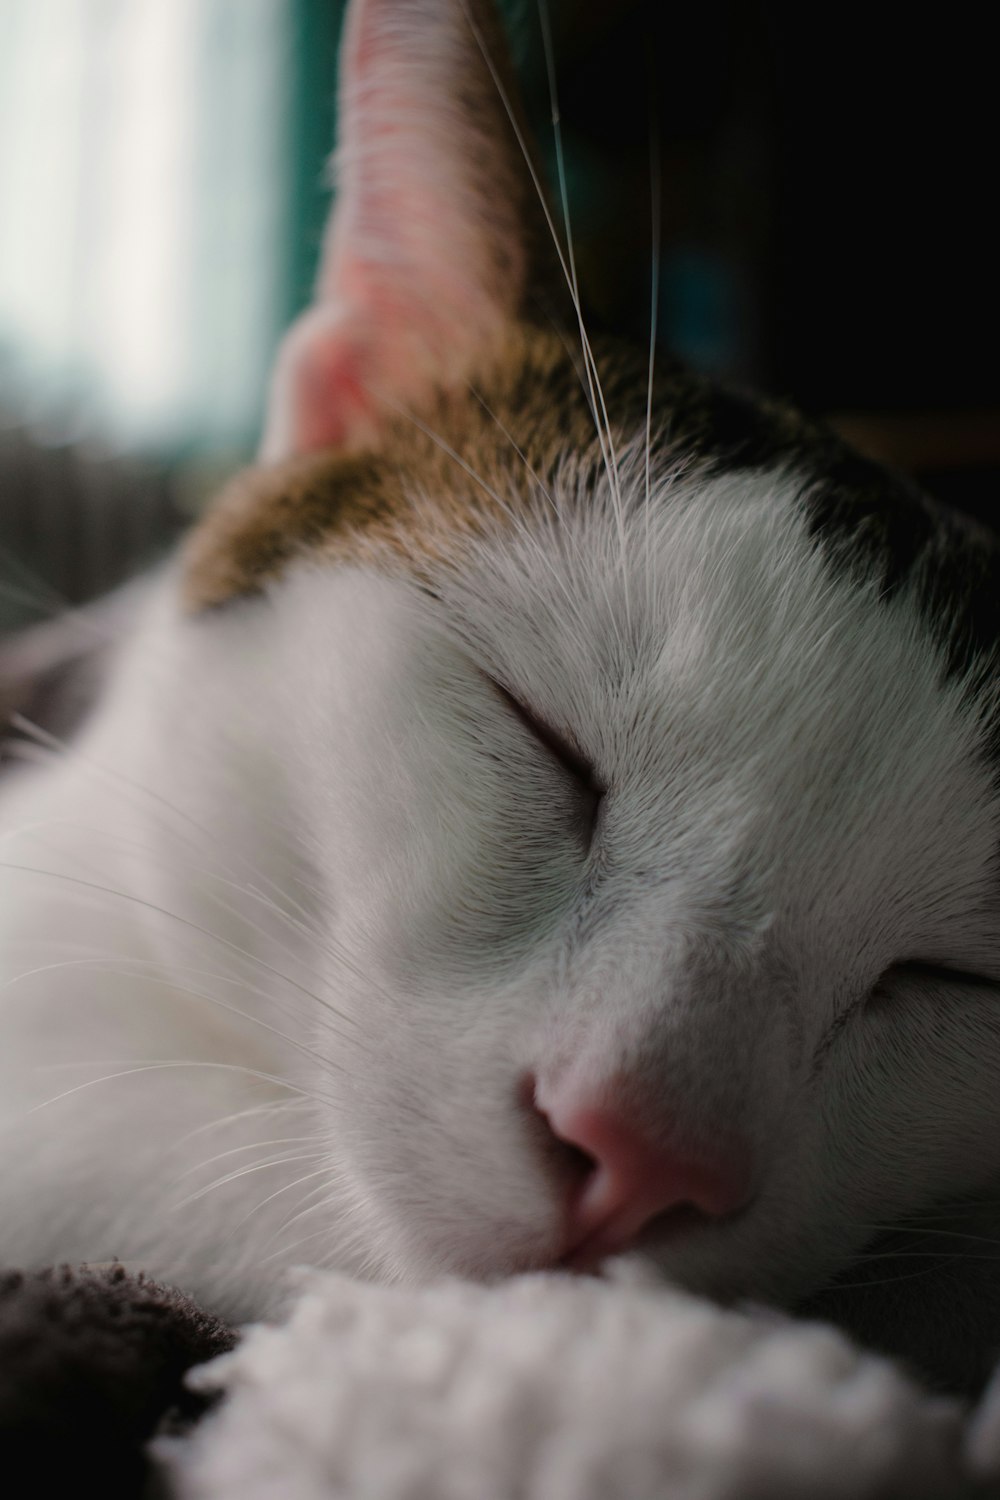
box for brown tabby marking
[182,329,605,610]
[183,322,908,619]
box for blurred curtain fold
[0,0,294,456]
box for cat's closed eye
[489,677,604,844]
[872,960,1000,1002]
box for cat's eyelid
[487,677,605,799]
[879,960,1000,992]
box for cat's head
[180,0,1000,1306]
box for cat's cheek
[322,745,587,989]
[301,965,571,1280]
[285,569,584,968]
[813,989,1000,1223]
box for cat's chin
[555,1209,862,1315]
[353,1171,857,1311]
[558,1201,732,1275]
[376,1222,763,1299]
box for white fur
[1,457,998,1324]
[158,1270,965,1500]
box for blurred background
[1,0,997,632]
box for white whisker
[644,104,661,612]
[172,1098,310,1153]
[227,1164,335,1237]
[0,858,372,1049]
[28,1060,324,1115]
[535,0,628,627]
[177,1135,322,1179]
[0,946,365,1061]
[177,1153,329,1212]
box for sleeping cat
[2,0,999,1399]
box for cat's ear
[262,0,547,463]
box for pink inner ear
[261,0,530,464]
[263,307,372,460]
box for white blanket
[157,1271,1000,1499]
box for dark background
[525,0,999,529]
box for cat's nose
[533,1086,751,1266]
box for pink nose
[534,1089,750,1266]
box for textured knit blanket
[5,1263,1000,1499]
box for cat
[2,0,999,1400]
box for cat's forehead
[181,324,825,611]
[184,321,1000,703]
[441,456,990,792]
[185,315,1000,957]
[183,327,600,611]
[429,465,1000,978]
